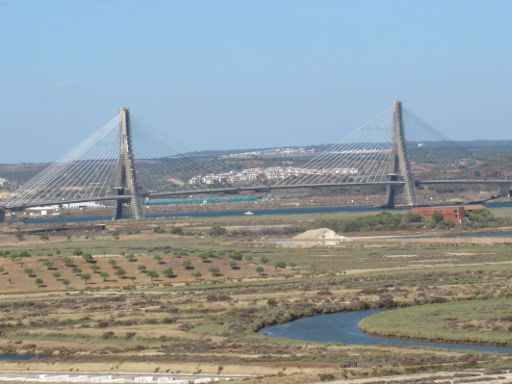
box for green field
[359,298,512,346]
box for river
[259,309,512,354]
[21,200,512,224]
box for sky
[0,0,511,163]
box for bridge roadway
[1,179,510,211]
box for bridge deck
[2,179,509,211]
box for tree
[192,271,202,280]
[81,273,91,284]
[63,256,74,266]
[100,272,109,282]
[229,251,242,260]
[154,254,163,264]
[163,267,174,278]
[432,211,444,223]
[24,268,34,276]
[147,270,159,281]
[127,254,136,262]
[115,268,126,277]
[137,264,146,272]
[90,264,100,273]
[229,260,239,270]
[108,259,117,267]
[273,261,287,269]
[260,256,269,264]
[73,248,83,256]
[199,254,210,263]
[35,277,44,286]
[81,253,94,263]
[0,266,5,274]
[256,266,264,276]
[182,260,193,270]
[52,272,61,280]
[62,279,70,287]
[43,260,54,270]
[208,266,221,277]
[72,266,82,275]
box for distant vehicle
[244,211,254,215]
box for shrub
[260,256,269,264]
[182,260,193,270]
[229,260,239,270]
[209,225,227,236]
[273,261,287,269]
[100,272,109,282]
[170,227,183,235]
[115,268,126,277]
[73,248,83,256]
[153,226,165,234]
[35,277,44,286]
[24,268,34,277]
[208,266,221,276]
[127,254,136,262]
[163,267,174,278]
[102,331,114,339]
[267,298,278,307]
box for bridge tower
[384,100,416,208]
[112,108,144,220]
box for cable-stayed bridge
[1,100,510,221]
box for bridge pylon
[112,108,144,220]
[384,100,416,208]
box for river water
[0,354,37,360]
[259,309,512,354]
[22,200,512,224]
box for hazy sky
[1,0,511,162]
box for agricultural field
[0,209,512,383]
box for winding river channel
[259,309,512,354]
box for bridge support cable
[2,116,121,210]
[274,107,394,188]
[128,116,240,196]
